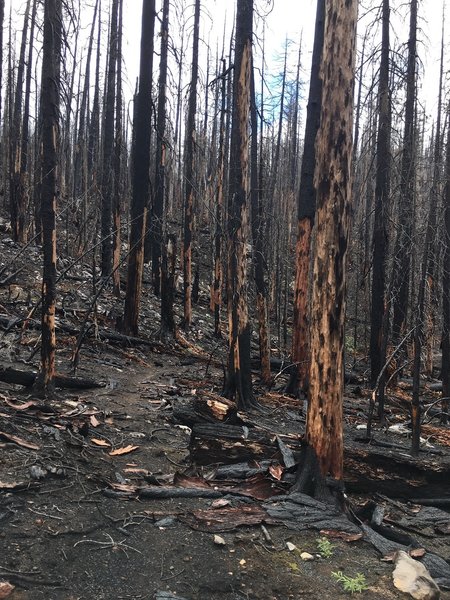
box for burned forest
[0,0,449,598]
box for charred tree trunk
[224,0,255,410]
[250,63,270,385]
[122,0,155,335]
[306,0,357,482]
[34,0,62,397]
[391,0,417,345]
[288,0,324,396]
[100,0,118,279]
[152,0,169,297]
[160,234,176,339]
[112,0,123,297]
[182,0,200,329]
[442,101,450,425]
[369,0,391,421]
[211,59,227,337]
[9,0,31,244]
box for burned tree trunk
[34,0,62,397]
[182,0,200,328]
[122,0,155,335]
[288,0,324,396]
[224,0,255,410]
[369,0,391,420]
[112,0,123,297]
[100,0,118,279]
[250,62,270,385]
[442,101,450,425]
[391,0,417,345]
[152,0,169,297]
[305,0,357,482]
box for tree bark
[307,0,357,480]
[391,0,417,345]
[441,101,450,425]
[224,0,255,410]
[289,0,324,396]
[100,0,119,279]
[182,0,201,328]
[123,0,155,335]
[34,0,62,397]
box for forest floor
[1,220,450,600]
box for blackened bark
[392,0,417,344]
[100,0,118,278]
[441,102,450,425]
[224,0,255,410]
[369,0,391,411]
[250,63,270,385]
[34,0,62,397]
[10,0,31,243]
[307,0,357,480]
[183,0,200,328]
[112,0,123,297]
[289,0,324,396]
[211,60,227,337]
[123,0,155,335]
[152,0,170,297]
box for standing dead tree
[224,0,256,410]
[122,0,155,335]
[34,0,62,397]
[300,0,358,487]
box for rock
[393,551,440,600]
[286,542,297,552]
[213,535,226,546]
[300,552,314,561]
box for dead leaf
[109,445,139,456]
[319,529,363,542]
[109,482,138,493]
[90,415,100,427]
[91,438,110,447]
[0,581,15,599]
[0,431,40,450]
[269,464,284,481]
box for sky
[3,0,447,135]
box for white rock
[393,551,440,600]
[300,552,314,561]
[286,542,297,552]
[213,535,226,546]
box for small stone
[286,542,297,552]
[214,535,226,546]
[300,552,314,561]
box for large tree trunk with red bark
[306,0,358,481]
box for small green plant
[316,537,334,558]
[331,571,368,594]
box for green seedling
[316,537,334,558]
[331,571,368,594]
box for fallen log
[172,396,238,427]
[0,366,103,390]
[190,422,302,465]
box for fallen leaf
[319,529,363,542]
[90,415,101,427]
[0,581,15,599]
[269,464,284,481]
[109,445,139,456]
[91,438,110,447]
[0,431,40,450]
